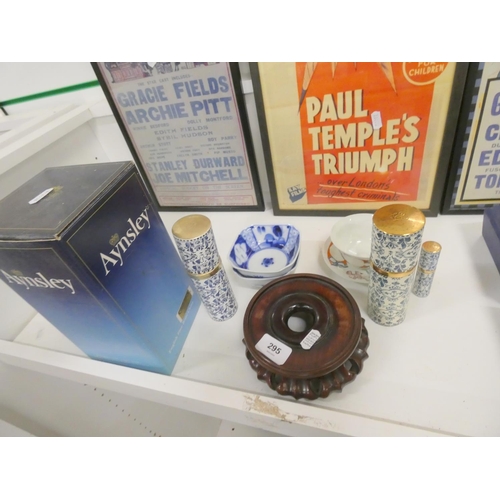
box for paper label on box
[255,333,292,366]
[29,188,53,204]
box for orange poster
[253,62,466,215]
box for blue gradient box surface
[483,205,500,275]
[0,161,200,374]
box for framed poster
[251,62,468,216]
[442,63,500,214]
[92,62,264,211]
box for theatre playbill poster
[251,62,467,216]
[442,63,500,214]
[93,62,263,211]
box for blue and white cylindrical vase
[412,241,442,298]
[172,215,237,322]
[367,204,426,326]
[370,204,426,274]
[367,266,415,326]
[190,264,238,321]
[172,214,220,275]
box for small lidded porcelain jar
[367,204,426,326]
[412,241,442,298]
[172,215,237,322]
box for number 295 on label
[255,333,292,366]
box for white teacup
[324,214,373,284]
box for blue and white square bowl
[228,224,300,278]
[232,257,299,289]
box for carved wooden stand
[243,274,369,400]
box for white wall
[0,62,103,114]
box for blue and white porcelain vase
[412,241,441,298]
[172,214,237,321]
[370,204,426,274]
[367,204,426,326]
[190,265,238,321]
[172,214,220,275]
[367,267,415,326]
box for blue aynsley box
[0,161,200,374]
[483,204,500,275]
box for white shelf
[2,209,498,436]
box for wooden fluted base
[244,320,369,400]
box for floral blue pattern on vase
[191,265,238,321]
[370,226,424,274]
[367,267,415,326]
[411,242,441,298]
[173,227,220,275]
[411,271,435,298]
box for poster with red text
[253,62,464,215]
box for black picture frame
[92,62,264,212]
[251,62,469,217]
[441,63,500,214]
